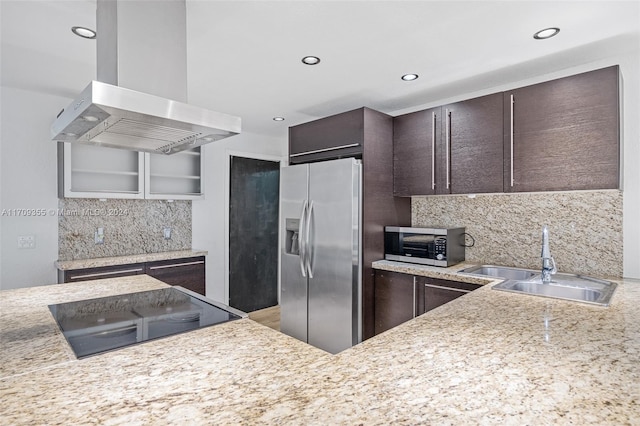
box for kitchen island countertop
[1,272,639,424]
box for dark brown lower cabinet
[421,278,481,314]
[374,270,481,336]
[61,263,146,283]
[374,271,416,335]
[61,256,206,296]
[145,256,206,295]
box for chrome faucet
[541,226,557,284]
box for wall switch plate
[163,227,172,240]
[95,227,104,245]
[17,235,35,249]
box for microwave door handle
[298,200,307,278]
[305,200,314,278]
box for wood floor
[248,305,280,331]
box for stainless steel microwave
[384,226,465,267]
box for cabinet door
[419,277,481,314]
[144,147,203,200]
[289,108,364,164]
[504,66,620,192]
[393,108,440,196]
[440,93,504,194]
[59,143,145,199]
[374,270,417,335]
[63,263,146,283]
[145,256,206,295]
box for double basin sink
[459,265,617,306]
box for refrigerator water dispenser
[285,218,300,256]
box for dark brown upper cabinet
[439,93,504,194]
[393,107,441,196]
[289,108,365,164]
[504,66,620,192]
[393,93,503,196]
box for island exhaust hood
[51,0,240,155]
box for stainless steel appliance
[51,0,240,154]
[384,226,465,267]
[49,287,247,358]
[280,158,361,354]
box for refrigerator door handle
[298,199,308,278]
[305,200,315,278]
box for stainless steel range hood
[51,0,240,155]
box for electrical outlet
[95,227,105,245]
[163,227,172,240]
[17,235,35,249]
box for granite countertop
[372,259,496,285]
[2,271,639,424]
[55,249,208,270]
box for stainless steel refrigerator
[280,158,362,354]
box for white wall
[392,48,640,279]
[0,88,62,289]
[192,132,286,303]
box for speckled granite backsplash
[412,190,623,278]
[58,199,191,261]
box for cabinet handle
[69,268,144,280]
[431,112,436,190]
[289,143,360,158]
[148,260,205,270]
[445,109,451,190]
[412,276,417,318]
[510,94,514,187]
[424,283,472,293]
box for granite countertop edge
[371,259,500,285]
[55,249,208,270]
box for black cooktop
[49,287,246,358]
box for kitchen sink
[492,274,617,306]
[459,265,538,281]
[460,264,617,306]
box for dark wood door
[288,108,364,164]
[504,66,620,192]
[393,107,441,196]
[145,257,206,295]
[420,277,481,313]
[229,156,280,313]
[374,270,416,335]
[440,93,504,194]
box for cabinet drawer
[418,277,481,314]
[63,263,146,283]
[145,256,205,295]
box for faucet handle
[549,256,557,275]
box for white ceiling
[1,1,639,140]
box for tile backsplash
[412,190,623,278]
[58,199,191,261]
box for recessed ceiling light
[401,74,419,81]
[533,27,560,40]
[301,56,321,65]
[273,117,285,121]
[71,26,96,39]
